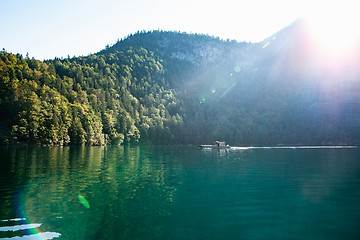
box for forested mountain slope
[1,22,359,146]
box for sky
[0,0,357,60]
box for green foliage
[0,29,359,146]
[0,44,184,145]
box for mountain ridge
[1,22,359,146]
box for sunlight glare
[303,1,360,56]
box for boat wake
[230,146,358,150]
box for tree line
[0,47,184,145]
[1,30,359,146]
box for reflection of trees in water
[6,146,181,239]
[99,146,180,239]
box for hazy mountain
[1,21,359,146]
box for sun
[302,1,360,56]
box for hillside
[1,23,359,146]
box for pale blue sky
[1,0,355,60]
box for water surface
[0,146,359,239]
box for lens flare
[234,66,241,72]
[14,173,105,239]
[13,184,61,240]
[262,42,271,49]
[78,194,90,209]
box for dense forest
[1,22,360,146]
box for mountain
[1,22,359,146]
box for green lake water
[0,146,359,240]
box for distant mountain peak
[100,30,250,65]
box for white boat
[199,141,230,149]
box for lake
[0,146,359,240]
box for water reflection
[0,146,183,240]
[0,146,359,239]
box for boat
[199,141,230,149]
